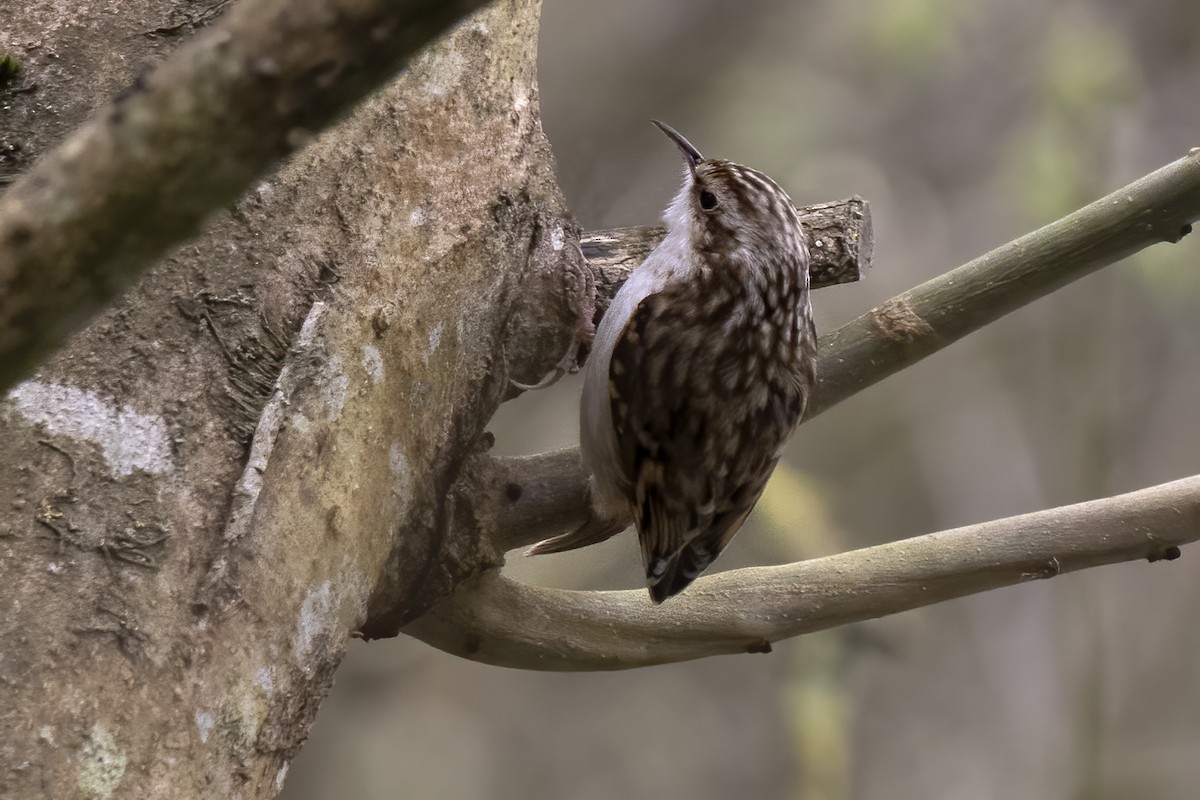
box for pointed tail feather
[526,515,627,556]
[646,542,717,604]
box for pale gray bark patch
[361,344,384,384]
[293,580,336,668]
[6,380,173,477]
[195,711,215,743]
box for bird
[529,121,817,603]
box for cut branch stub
[584,195,871,318]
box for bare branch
[580,151,1200,420]
[490,152,1200,554]
[809,150,1200,417]
[488,450,590,554]
[0,0,487,391]
[404,475,1200,670]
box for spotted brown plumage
[528,121,817,603]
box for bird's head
[654,120,804,262]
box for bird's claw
[509,367,568,392]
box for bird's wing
[609,289,782,602]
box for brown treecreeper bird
[530,121,817,603]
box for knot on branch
[868,298,935,344]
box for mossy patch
[0,54,20,86]
[78,725,127,799]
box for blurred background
[284,1,1200,797]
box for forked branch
[492,150,1200,555]
[405,475,1200,670]
[406,150,1200,667]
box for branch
[584,196,872,316]
[810,149,1200,417]
[488,450,590,553]
[404,475,1200,670]
[0,0,487,391]
[404,151,1200,668]
[489,151,1200,555]
[578,151,1200,419]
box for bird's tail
[646,542,716,604]
[526,514,627,556]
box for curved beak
[652,120,703,171]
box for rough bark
[0,0,487,390]
[2,0,1193,793]
[0,1,581,796]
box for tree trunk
[0,1,577,796]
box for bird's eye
[698,190,718,210]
